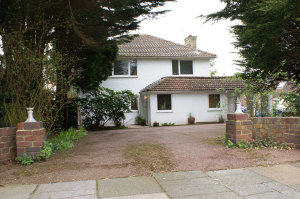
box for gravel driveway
[1,124,300,184]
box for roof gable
[118,34,216,58]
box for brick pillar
[226,114,252,143]
[16,122,45,158]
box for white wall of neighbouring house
[101,57,212,125]
[148,92,228,126]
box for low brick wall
[0,127,17,163]
[226,114,300,149]
[252,117,300,149]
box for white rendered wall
[148,92,228,126]
[101,58,212,124]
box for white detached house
[101,34,244,126]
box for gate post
[226,114,252,143]
[16,108,46,158]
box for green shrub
[79,87,135,129]
[36,142,53,161]
[15,127,88,165]
[162,123,175,126]
[15,153,34,165]
[224,136,291,150]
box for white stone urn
[25,107,37,122]
[235,97,243,114]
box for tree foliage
[205,0,300,86]
[0,0,173,130]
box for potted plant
[153,121,159,127]
[188,113,195,124]
[135,116,146,125]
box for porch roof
[140,76,245,92]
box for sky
[132,0,242,76]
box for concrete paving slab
[245,191,288,199]
[208,170,272,185]
[158,177,229,198]
[32,180,96,199]
[32,190,97,199]
[250,164,300,185]
[153,171,207,182]
[281,190,300,199]
[289,184,300,192]
[103,193,169,199]
[207,168,253,178]
[0,184,37,199]
[98,176,163,198]
[173,192,242,199]
[263,181,295,192]
[226,184,274,196]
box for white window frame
[172,60,194,75]
[112,60,137,77]
[157,94,173,112]
[207,94,222,111]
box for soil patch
[125,143,175,173]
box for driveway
[1,124,300,184]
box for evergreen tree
[205,0,300,87]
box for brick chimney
[184,35,197,50]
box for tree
[0,0,173,131]
[204,0,300,87]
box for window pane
[130,60,137,76]
[180,61,193,74]
[157,94,172,110]
[172,60,179,75]
[131,95,138,110]
[209,94,220,108]
[114,61,128,75]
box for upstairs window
[172,60,193,75]
[113,60,137,76]
[209,94,220,108]
[157,94,172,110]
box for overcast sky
[132,0,242,76]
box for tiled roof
[141,76,245,92]
[118,34,216,58]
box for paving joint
[151,174,171,199]
[29,184,39,199]
[96,180,101,199]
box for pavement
[1,162,300,199]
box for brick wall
[226,114,300,149]
[252,117,300,149]
[0,127,17,163]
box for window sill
[109,76,138,78]
[130,110,139,113]
[207,108,223,112]
[156,110,173,113]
